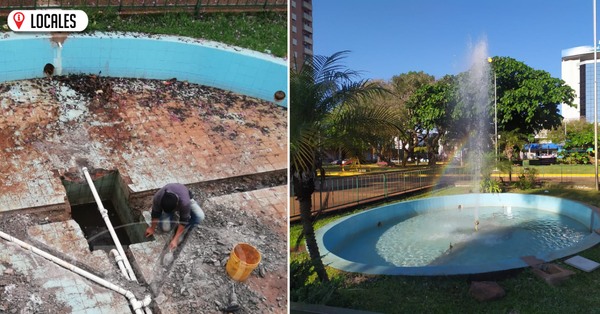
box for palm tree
[499,129,526,161]
[290,51,401,282]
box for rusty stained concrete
[0,76,287,212]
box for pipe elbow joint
[142,295,152,306]
[130,299,143,311]
[125,291,136,300]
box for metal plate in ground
[565,255,600,272]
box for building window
[293,38,297,46]
[304,44,311,49]
[291,0,296,8]
[292,25,297,33]
[304,21,310,26]
[292,13,296,20]
[294,51,297,58]
[293,63,297,70]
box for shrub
[290,257,343,305]
[480,176,502,193]
[514,167,538,190]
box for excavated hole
[63,170,151,253]
[71,200,133,252]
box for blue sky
[313,0,594,81]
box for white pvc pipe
[110,249,129,280]
[0,230,149,314]
[142,295,153,314]
[81,167,137,282]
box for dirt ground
[149,191,287,314]
[0,185,287,314]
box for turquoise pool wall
[0,32,287,106]
[316,193,600,276]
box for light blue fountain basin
[315,193,600,276]
[0,32,287,106]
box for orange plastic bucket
[226,243,261,282]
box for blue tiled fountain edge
[315,193,600,276]
[0,32,287,107]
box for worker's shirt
[151,183,192,226]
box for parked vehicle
[341,159,353,166]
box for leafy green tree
[408,75,456,165]
[434,57,574,162]
[390,71,435,166]
[444,68,492,157]
[346,80,403,165]
[290,51,400,282]
[325,86,401,168]
[489,56,576,135]
[547,120,588,145]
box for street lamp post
[488,58,498,164]
[595,0,599,190]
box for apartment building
[562,45,600,122]
[290,0,313,70]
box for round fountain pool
[315,193,600,275]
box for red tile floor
[0,76,287,212]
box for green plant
[559,151,591,164]
[37,9,288,57]
[414,146,428,154]
[290,257,343,304]
[514,167,538,190]
[480,176,502,193]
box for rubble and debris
[222,283,241,312]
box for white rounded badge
[8,10,89,32]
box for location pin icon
[13,12,24,30]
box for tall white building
[562,45,600,122]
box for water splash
[459,37,492,221]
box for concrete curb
[291,302,384,314]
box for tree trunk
[505,145,514,161]
[425,132,440,166]
[293,176,329,282]
[402,138,415,167]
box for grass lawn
[1,9,287,57]
[321,163,599,179]
[291,186,600,313]
[322,164,438,177]
[526,164,597,175]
